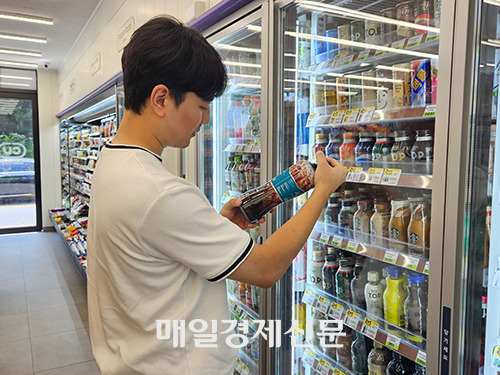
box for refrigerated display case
[272,0,449,373]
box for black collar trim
[104,143,162,162]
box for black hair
[122,16,227,114]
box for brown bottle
[370,198,391,247]
[336,326,354,370]
[367,342,392,374]
[389,199,411,249]
[407,197,431,257]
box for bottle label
[270,162,314,202]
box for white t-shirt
[87,143,253,375]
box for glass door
[0,86,41,233]
[274,0,447,373]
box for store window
[0,68,41,233]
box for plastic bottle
[226,101,236,139]
[252,157,260,189]
[372,132,394,167]
[351,264,367,309]
[336,326,354,370]
[325,133,342,159]
[245,283,253,308]
[355,132,375,166]
[412,364,426,374]
[386,353,407,374]
[313,133,328,156]
[238,155,247,192]
[340,132,358,162]
[232,101,243,140]
[338,199,356,236]
[351,331,368,374]
[225,155,235,192]
[336,259,354,302]
[370,198,391,247]
[296,89,310,157]
[309,247,325,288]
[404,272,427,342]
[389,199,411,249]
[247,96,261,138]
[365,270,385,319]
[322,247,339,295]
[244,157,257,191]
[353,199,374,242]
[383,266,408,333]
[251,285,260,312]
[324,193,341,225]
[231,156,242,192]
[367,342,392,374]
[407,197,431,257]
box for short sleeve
[139,184,253,281]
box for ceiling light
[0,32,47,44]
[214,44,261,53]
[0,48,42,57]
[377,64,413,72]
[0,11,53,25]
[0,60,38,68]
[0,74,33,80]
[0,82,30,88]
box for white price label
[424,261,430,275]
[391,39,406,49]
[330,111,345,125]
[333,369,346,375]
[359,107,375,122]
[318,358,331,375]
[316,296,331,314]
[384,251,399,264]
[236,144,245,152]
[415,350,427,367]
[367,168,385,184]
[403,256,420,271]
[374,49,387,57]
[331,236,343,248]
[329,302,345,320]
[235,359,243,372]
[346,240,359,253]
[303,349,315,367]
[302,289,317,306]
[381,169,402,185]
[357,50,370,61]
[319,233,330,244]
[423,104,437,117]
[344,309,360,329]
[386,333,402,351]
[344,109,360,123]
[425,31,440,42]
[350,167,363,182]
[361,317,379,339]
[407,34,424,48]
[241,365,250,375]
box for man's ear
[149,84,171,117]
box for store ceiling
[0,0,101,70]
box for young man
[87,16,346,375]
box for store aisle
[0,231,100,375]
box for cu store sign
[0,143,27,158]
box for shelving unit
[302,346,355,375]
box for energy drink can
[338,24,352,55]
[431,58,438,104]
[365,20,382,45]
[393,63,412,107]
[411,59,431,107]
[396,1,416,38]
[415,0,434,33]
[337,77,350,110]
[380,7,397,44]
[326,29,339,59]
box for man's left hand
[219,198,265,230]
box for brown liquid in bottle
[407,197,431,257]
[389,199,411,249]
[367,342,392,374]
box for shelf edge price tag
[317,296,331,314]
[415,350,427,367]
[318,358,331,375]
[407,34,424,48]
[346,166,356,182]
[330,110,345,125]
[384,250,399,264]
[306,113,318,127]
[386,333,401,351]
[344,309,360,329]
[345,109,360,123]
[359,107,375,122]
[361,317,379,339]
[367,168,384,184]
[333,368,345,375]
[303,349,315,367]
[302,289,317,306]
[391,39,406,49]
[425,31,440,42]
[350,167,364,182]
[492,345,500,370]
[381,168,402,185]
[329,301,344,320]
[357,50,370,61]
[346,240,359,253]
[423,261,430,275]
[331,235,343,248]
[241,364,250,375]
[423,104,437,117]
[319,233,331,245]
[374,49,387,57]
[403,256,420,271]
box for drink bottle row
[227,279,261,313]
[229,301,260,366]
[321,183,431,256]
[313,128,433,172]
[225,154,261,194]
[226,96,261,141]
[308,244,428,344]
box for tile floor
[0,231,100,375]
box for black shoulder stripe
[104,143,162,162]
[208,238,254,282]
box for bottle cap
[357,199,372,208]
[343,132,358,139]
[326,246,337,255]
[386,266,402,277]
[328,132,341,140]
[359,132,373,138]
[234,156,242,162]
[312,249,325,259]
[367,271,380,282]
[316,133,328,140]
[339,259,353,268]
[407,272,425,283]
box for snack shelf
[302,346,355,375]
[303,284,427,367]
[311,223,429,275]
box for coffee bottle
[336,326,354,370]
[411,130,433,174]
[365,271,385,319]
[389,199,411,249]
[322,247,339,295]
[367,342,392,374]
[351,331,368,374]
[407,197,431,257]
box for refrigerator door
[272,0,454,373]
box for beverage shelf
[302,346,356,375]
[311,223,429,275]
[228,293,260,321]
[236,349,259,375]
[303,284,427,368]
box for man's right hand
[313,151,347,198]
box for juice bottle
[407,197,431,257]
[322,247,339,295]
[389,198,411,249]
[383,266,408,333]
[339,132,358,162]
[404,272,427,342]
[353,199,374,242]
[351,331,368,374]
[370,198,391,247]
[336,326,354,370]
[367,342,392,374]
[336,259,354,302]
[365,270,384,319]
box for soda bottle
[367,342,392,374]
[351,264,367,309]
[353,199,374,242]
[238,160,316,223]
[225,154,235,192]
[370,198,391,247]
[324,193,341,225]
[336,326,354,370]
[404,272,427,342]
[383,266,408,333]
[325,133,342,159]
[231,156,242,192]
[309,247,325,288]
[232,101,243,140]
[351,331,368,374]
[365,270,384,319]
[386,352,407,374]
[336,259,354,302]
[322,247,339,295]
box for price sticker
[367,168,385,184]
[371,110,384,121]
[317,296,331,314]
[492,346,500,369]
[381,168,402,185]
[306,113,318,125]
[357,50,370,61]
[350,167,364,182]
[424,261,430,275]
[384,250,399,264]
[344,309,360,329]
[318,358,331,375]
[333,368,346,375]
[339,54,354,66]
[346,240,359,253]
[302,289,317,306]
[362,317,380,339]
[374,49,387,57]
[241,364,250,375]
[319,233,331,245]
[303,349,315,367]
[330,110,346,125]
[423,104,437,117]
[254,142,261,153]
[346,167,356,182]
[344,109,360,123]
[425,31,440,42]
[391,39,406,49]
[386,333,401,351]
[407,34,424,48]
[359,107,375,122]
[235,359,243,372]
[329,302,345,320]
[236,144,246,152]
[403,256,420,271]
[415,350,427,367]
[331,235,343,248]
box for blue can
[312,33,328,64]
[355,133,375,166]
[411,59,431,107]
[326,29,339,59]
